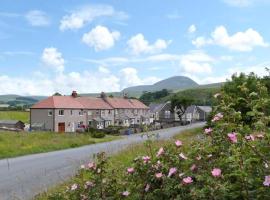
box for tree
[170,95,194,122]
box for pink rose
[122,191,130,196]
[156,147,164,157]
[227,132,237,143]
[190,164,197,171]
[155,172,163,178]
[127,167,135,174]
[211,113,223,122]
[87,162,96,170]
[142,156,151,163]
[245,135,255,141]
[182,177,193,184]
[204,128,213,135]
[168,167,177,177]
[175,140,183,147]
[70,183,78,191]
[211,168,222,177]
[263,175,270,186]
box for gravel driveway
[0,122,204,200]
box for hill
[122,76,198,95]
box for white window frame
[59,110,64,116]
[79,109,84,116]
[48,110,53,116]
[88,111,92,116]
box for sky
[0,0,270,95]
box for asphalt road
[0,122,204,200]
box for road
[0,122,204,200]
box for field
[36,128,202,199]
[0,132,120,159]
[0,111,29,123]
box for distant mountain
[0,95,47,107]
[122,76,199,95]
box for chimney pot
[72,91,78,98]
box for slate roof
[149,103,167,112]
[197,106,212,113]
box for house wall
[54,109,86,132]
[30,109,54,131]
[158,103,175,123]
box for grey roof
[185,105,197,114]
[0,120,23,125]
[197,106,212,113]
[149,103,167,112]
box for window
[70,110,73,115]
[108,110,111,114]
[79,110,84,116]
[134,109,138,114]
[88,111,92,115]
[101,110,105,115]
[165,110,171,119]
[48,110,53,116]
[96,110,99,115]
[59,110,64,116]
[115,109,118,115]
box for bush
[91,131,106,138]
[47,72,270,199]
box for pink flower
[127,167,135,174]
[263,175,270,186]
[142,156,151,163]
[204,128,213,135]
[227,132,237,143]
[179,153,188,160]
[156,147,164,157]
[168,167,177,177]
[211,113,223,122]
[145,184,150,192]
[87,162,96,169]
[245,135,255,141]
[211,168,222,177]
[70,183,78,191]
[190,164,197,171]
[155,172,163,179]
[175,140,183,147]
[182,177,193,184]
[122,191,130,196]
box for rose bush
[47,73,270,200]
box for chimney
[100,92,107,99]
[123,93,128,99]
[71,91,78,98]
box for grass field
[0,111,29,123]
[36,127,202,200]
[0,132,120,159]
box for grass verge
[0,132,120,159]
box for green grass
[36,128,202,200]
[109,127,202,169]
[0,132,120,159]
[0,111,29,123]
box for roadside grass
[35,127,202,200]
[0,111,29,123]
[0,132,121,159]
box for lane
[0,122,204,200]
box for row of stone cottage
[30,91,212,132]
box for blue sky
[0,0,270,95]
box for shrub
[47,73,270,200]
[91,131,105,138]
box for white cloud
[98,66,110,74]
[127,33,171,55]
[119,67,160,88]
[82,26,120,51]
[192,26,268,51]
[179,51,214,74]
[59,4,128,31]
[25,10,50,27]
[188,24,196,34]
[41,48,65,73]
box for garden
[38,72,270,199]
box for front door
[58,123,65,133]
